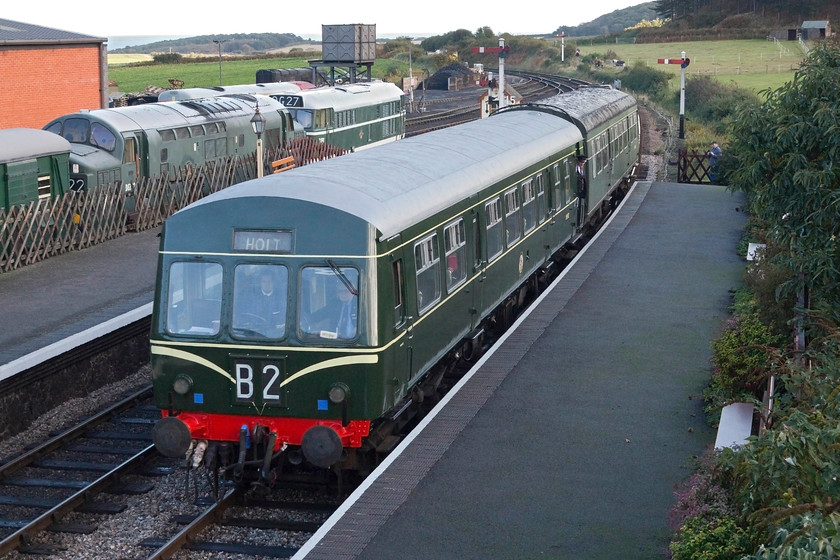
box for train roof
[182,108,581,240]
[45,95,286,133]
[0,128,71,162]
[504,86,636,136]
[290,81,404,110]
[158,82,302,102]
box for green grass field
[577,38,806,93]
[108,38,807,96]
[108,55,316,93]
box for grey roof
[190,109,582,240]
[0,18,105,44]
[802,21,829,28]
[0,128,71,162]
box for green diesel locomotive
[150,85,639,483]
[43,95,302,195]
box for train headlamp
[173,374,193,395]
[328,383,349,404]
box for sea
[107,33,421,50]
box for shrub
[620,62,672,100]
[152,53,183,64]
[669,515,751,560]
[704,310,781,423]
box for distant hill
[554,1,659,37]
[112,33,313,55]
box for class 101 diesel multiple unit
[150,85,640,483]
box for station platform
[295,181,747,560]
[0,227,160,382]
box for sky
[4,1,647,39]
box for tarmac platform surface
[0,227,160,377]
[297,181,747,560]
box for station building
[0,19,107,129]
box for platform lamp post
[250,103,266,178]
[212,39,226,86]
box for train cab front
[150,250,380,479]
[44,114,136,195]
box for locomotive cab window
[232,264,288,340]
[299,266,359,341]
[165,261,223,336]
[415,234,441,314]
[90,123,116,152]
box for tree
[726,40,840,320]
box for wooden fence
[0,138,346,274]
[677,149,716,184]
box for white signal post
[657,52,690,139]
[679,50,687,139]
[471,40,511,110]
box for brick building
[0,19,107,129]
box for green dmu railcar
[150,85,639,482]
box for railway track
[0,385,163,556]
[140,487,338,559]
[406,72,590,136]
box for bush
[152,53,183,64]
[620,62,672,100]
[669,515,751,560]
[704,310,781,423]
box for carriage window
[564,160,574,205]
[551,163,563,211]
[175,127,190,140]
[535,174,547,224]
[522,179,537,233]
[190,125,205,137]
[393,259,405,326]
[485,198,503,261]
[415,234,441,314]
[232,264,288,340]
[160,129,176,142]
[444,219,467,291]
[504,187,522,246]
[165,261,223,336]
[299,266,359,340]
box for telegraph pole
[212,39,227,86]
